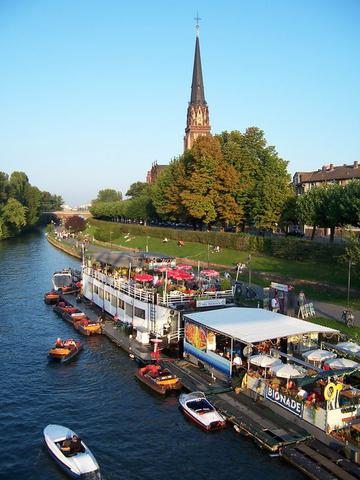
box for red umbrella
[200,269,220,277]
[134,273,154,282]
[154,266,170,273]
[177,264,193,271]
[170,270,193,281]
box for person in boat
[70,435,84,454]
[232,354,243,375]
[60,438,71,455]
[55,338,64,348]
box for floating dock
[161,359,360,480]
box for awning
[184,307,338,344]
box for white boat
[179,391,226,431]
[43,424,100,479]
[52,269,74,291]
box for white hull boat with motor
[43,424,100,479]
[179,391,226,431]
[52,269,74,292]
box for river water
[0,232,305,480]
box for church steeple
[190,36,206,105]
[184,18,211,151]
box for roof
[184,307,338,344]
[190,36,206,105]
[295,163,360,184]
[88,251,175,268]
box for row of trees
[282,181,360,242]
[90,128,292,229]
[89,128,360,242]
[0,171,63,239]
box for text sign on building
[265,386,303,417]
[196,298,226,308]
[270,282,289,293]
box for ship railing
[85,267,155,304]
[160,290,234,307]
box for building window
[111,294,117,307]
[125,303,133,316]
[134,307,145,319]
[98,289,104,299]
[94,285,99,295]
[118,298,124,309]
[105,291,111,301]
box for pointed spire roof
[190,34,206,105]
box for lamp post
[109,231,113,250]
[146,236,150,253]
[248,254,252,287]
[347,258,354,308]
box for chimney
[354,161,359,169]
[322,165,326,172]
[329,164,334,171]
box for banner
[196,298,226,307]
[265,386,303,417]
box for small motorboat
[135,364,182,394]
[179,391,226,431]
[52,269,81,294]
[48,339,83,363]
[75,318,102,336]
[44,291,60,305]
[43,424,100,479]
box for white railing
[84,267,234,307]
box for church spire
[190,36,206,105]
[184,17,211,151]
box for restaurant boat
[179,391,226,431]
[135,364,182,394]
[43,424,100,479]
[81,251,234,358]
[48,339,83,363]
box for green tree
[8,171,29,203]
[1,198,27,234]
[0,172,9,206]
[126,182,149,199]
[95,189,122,203]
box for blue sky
[0,0,359,205]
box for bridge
[44,210,92,222]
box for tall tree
[1,198,27,234]
[126,182,149,199]
[95,189,122,203]
[8,172,29,204]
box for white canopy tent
[270,363,305,379]
[185,307,338,345]
[325,358,359,369]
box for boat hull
[135,370,182,395]
[43,424,100,479]
[48,345,83,363]
[179,393,226,431]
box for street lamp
[248,254,252,287]
[347,258,355,308]
[146,236,150,253]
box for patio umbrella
[249,354,282,368]
[325,358,359,369]
[271,363,305,379]
[154,266,170,273]
[177,264,193,270]
[169,270,193,281]
[303,349,337,362]
[134,273,154,282]
[336,342,360,353]
[200,269,220,277]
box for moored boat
[75,318,102,336]
[135,364,182,394]
[44,291,60,304]
[179,391,226,431]
[52,269,81,294]
[48,339,83,363]
[43,424,100,479]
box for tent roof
[184,307,338,344]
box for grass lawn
[307,316,360,341]
[83,224,360,309]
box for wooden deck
[161,359,360,479]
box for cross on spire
[194,12,201,36]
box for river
[0,231,305,479]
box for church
[146,23,211,183]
